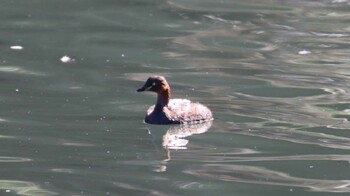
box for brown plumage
[137,76,213,124]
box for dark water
[1,0,350,195]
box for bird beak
[137,87,145,92]
[137,83,152,92]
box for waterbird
[137,76,213,124]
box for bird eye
[152,82,156,86]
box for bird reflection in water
[162,121,212,150]
[152,121,212,172]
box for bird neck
[155,88,170,111]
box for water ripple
[112,182,167,196]
[0,156,31,163]
[0,180,56,196]
[185,164,350,192]
[176,153,350,163]
[234,125,350,150]
[0,66,45,76]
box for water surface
[1,0,350,195]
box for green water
[1,0,350,195]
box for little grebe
[137,76,213,124]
